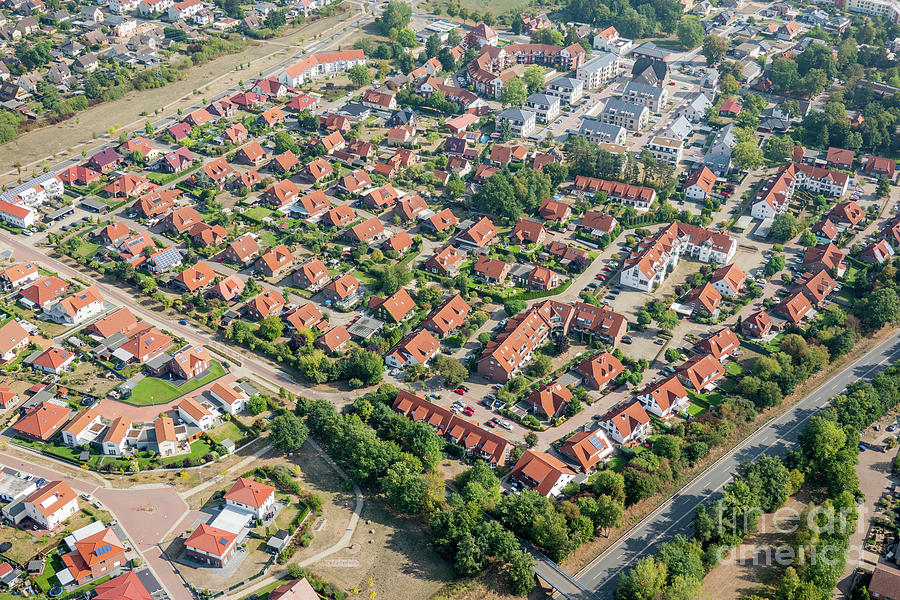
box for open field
[0,7,360,184]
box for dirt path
[0,5,365,184]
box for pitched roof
[639,375,687,412]
[575,352,623,388]
[695,327,740,360]
[423,294,470,336]
[601,401,650,440]
[510,450,575,496]
[224,477,275,508]
[684,166,717,194]
[524,381,572,418]
[373,288,416,322]
[710,263,745,294]
[560,429,612,472]
[0,319,28,356]
[227,234,261,263]
[185,524,236,557]
[213,275,245,302]
[458,216,497,246]
[93,572,152,600]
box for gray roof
[549,76,581,90]
[623,80,665,100]
[632,41,672,60]
[688,92,712,112]
[666,115,693,140]
[526,93,557,106]
[602,97,648,119]
[578,118,625,140]
[579,52,618,71]
[500,108,535,122]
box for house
[322,274,362,308]
[803,243,846,277]
[209,381,248,415]
[774,290,814,324]
[269,151,298,174]
[580,211,618,237]
[120,328,172,363]
[752,164,850,220]
[676,353,725,391]
[704,123,737,174]
[102,417,131,456]
[153,416,177,456]
[473,256,512,284]
[719,98,742,116]
[12,401,72,440]
[1,262,39,289]
[830,201,865,227]
[302,157,333,183]
[861,240,896,265]
[525,381,572,420]
[256,245,294,279]
[637,376,689,418]
[573,176,656,211]
[742,310,774,338]
[369,288,416,323]
[172,263,216,293]
[340,170,372,195]
[246,288,285,321]
[293,258,328,290]
[622,81,668,112]
[569,303,627,345]
[465,23,498,48]
[167,345,211,380]
[777,19,800,40]
[189,223,227,246]
[598,401,650,444]
[261,180,300,210]
[104,173,152,199]
[864,155,896,180]
[120,136,160,160]
[385,231,413,255]
[19,277,69,310]
[361,89,396,111]
[456,216,497,248]
[146,247,183,274]
[22,481,78,529]
[498,108,536,137]
[92,572,153,600]
[164,206,202,234]
[44,286,104,325]
[681,282,722,317]
[392,391,509,465]
[575,352,624,389]
[826,147,854,169]
[868,561,900,600]
[522,266,561,290]
[235,141,265,166]
[477,304,555,382]
[695,327,740,361]
[322,204,355,228]
[316,326,351,355]
[177,396,215,430]
[210,275,245,303]
[269,579,318,600]
[363,184,399,209]
[220,123,248,146]
[811,219,839,244]
[96,222,131,246]
[385,329,440,369]
[285,303,324,332]
[258,106,286,128]
[684,166,717,201]
[394,195,428,222]
[59,166,101,187]
[183,108,213,128]
[203,158,235,187]
[425,246,463,276]
[168,0,203,20]
[224,235,261,265]
[511,218,547,246]
[62,527,126,585]
[224,477,275,519]
[559,427,614,472]
[185,524,237,567]
[796,268,837,305]
[345,217,384,243]
[646,136,682,166]
[0,320,28,362]
[539,198,572,222]
[510,450,576,498]
[710,263,746,297]
[422,294,470,338]
[576,52,620,89]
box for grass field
[210,420,244,443]
[244,206,276,223]
[124,360,226,405]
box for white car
[500,421,513,430]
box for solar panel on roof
[94,543,111,556]
[587,435,605,451]
[219,537,229,546]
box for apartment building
[576,52,620,89]
[646,136,683,166]
[545,76,583,104]
[621,81,668,112]
[599,98,648,131]
[498,108,537,137]
[525,93,561,123]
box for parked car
[622,336,633,344]
[500,421,513,430]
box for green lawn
[686,402,706,417]
[258,230,278,248]
[726,361,744,376]
[240,580,284,600]
[124,361,226,405]
[161,439,212,466]
[210,420,243,443]
[74,240,99,259]
[243,206,275,223]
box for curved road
[563,329,900,600]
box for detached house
[509,450,576,498]
[224,234,261,266]
[575,352,623,389]
[425,246,463,276]
[369,288,416,323]
[45,286,104,325]
[676,353,725,391]
[599,401,650,445]
[385,329,440,369]
[422,294,470,338]
[293,258,328,291]
[344,217,384,243]
[322,274,362,308]
[637,376,689,418]
[525,381,572,420]
[256,245,294,279]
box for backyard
[124,360,226,405]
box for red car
[454,388,466,395]
[598,274,607,281]
[463,408,474,416]
[485,420,497,428]
[604,266,613,272]
[216,257,224,262]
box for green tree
[732,139,764,171]
[504,299,526,316]
[377,0,411,34]
[523,65,546,94]
[445,174,465,200]
[719,74,740,96]
[764,254,786,276]
[771,214,799,241]
[799,229,817,247]
[425,33,442,58]
[246,395,267,415]
[499,78,527,107]
[377,262,413,294]
[764,135,794,162]
[676,16,704,49]
[864,288,900,329]
[380,462,425,514]
[347,64,373,88]
[657,310,679,331]
[433,354,469,387]
[615,556,668,600]
[702,35,728,64]
[877,177,891,198]
[506,550,536,595]
[269,413,309,453]
[257,315,285,341]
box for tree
[737,455,791,512]
[764,135,794,162]
[677,16,704,49]
[771,213,799,241]
[380,462,425,514]
[719,74,740,96]
[377,0,411,34]
[523,65,546,94]
[425,33,441,58]
[269,413,309,453]
[272,131,295,155]
[864,288,900,329]
[594,494,624,536]
[433,354,469,387]
[615,556,668,600]
[445,174,465,200]
[395,27,417,48]
[506,550,536,595]
[499,78,527,107]
[657,310,679,331]
[592,470,625,504]
[497,118,512,141]
[257,315,285,341]
[732,139,764,171]
[247,395,267,415]
[799,229,817,247]
[877,177,891,198]
[531,354,552,377]
[764,254,786,276]
[702,35,728,65]
[264,9,286,28]
[377,263,413,294]
[665,348,680,363]
[347,64,372,88]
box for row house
[573,176,656,211]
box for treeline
[471,167,553,224]
[616,362,900,600]
[565,0,683,39]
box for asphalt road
[559,328,900,600]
